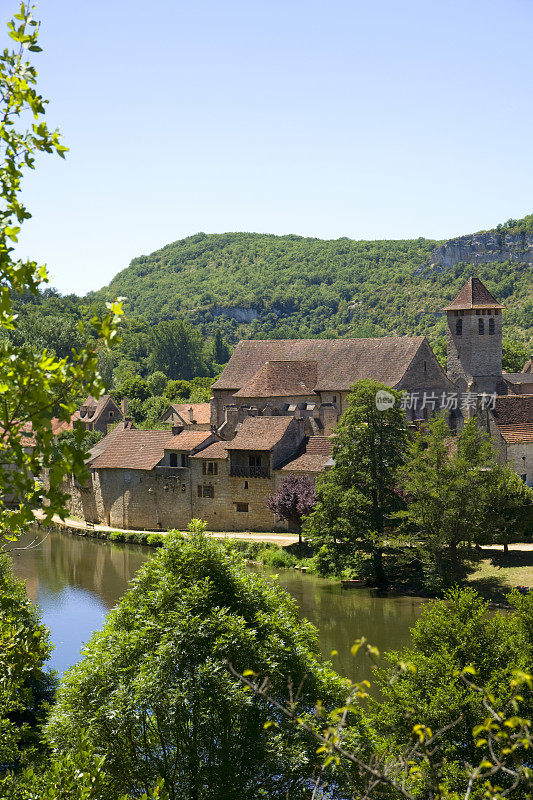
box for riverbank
[34,512,532,603]
[33,510,299,547]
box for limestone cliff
[430,229,533,270]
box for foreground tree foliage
[305,381,408,586]
[45,522,347,800]
[238,588,533,800]
[0,554,55,777]
[0,1,123,537]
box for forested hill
[91,229,532,347]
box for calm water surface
[6,529,427,680]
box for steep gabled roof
[161,403,211,425]
[234,360,318,398]
[79,394,121,422]
[280,436,333,473]
[225,416,294,451]
[213,337,426,392]
[491,395,533,444]
[90,428,172,470]
[443,277,505,311]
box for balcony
[230,465,270,479]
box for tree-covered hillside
[91,230,532,349]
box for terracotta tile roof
[492,395,533,444]
[90,429,172,470]
[51,411,80,436]
[166,430,213,452]
[190,440,229,459]
[225,416,294,451]
[213,337,426,392]
[234,360,318,398]
[88,421,136,464]
[281,436,333,473]
[443,277,505,311]
[164,403,211,425]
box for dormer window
[478,318,484,335]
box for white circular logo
[375,390,395,411]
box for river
[6,528,427,681]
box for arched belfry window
[489,317,495,335]
[455,318,462,336]
[478,318,484,335]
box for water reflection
[6,528,149,674]
[6,530,427,681]
[257,568,425,680]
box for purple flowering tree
[266,476,316,544]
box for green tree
[114,374,150,403]
[212,328,230,364]
[0,1,123,537]
[398,416,514,577]
[46,523,346,800]
[484,468,533,554]
[146,370,167,396]
[502,337,529,373]
[0,554,55,779]
[149,320,207,380]
[305,381,408,585]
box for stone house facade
[478,395,533,486]
[77,395,124,434]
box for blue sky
[7,0,533,295]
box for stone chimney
[217,405,239,439]
[188,406,195,423]
[121,397,128,417]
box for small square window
[235,502,249,513]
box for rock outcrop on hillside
[430,230,533,270]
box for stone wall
[66,467,192,530]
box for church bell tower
[444,275,505,395]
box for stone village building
[63,277,533,531]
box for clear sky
[7,0,533,295]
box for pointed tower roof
[443,276,505,311]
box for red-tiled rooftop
[281,436,333,472]
[225,416,294,451]
[443,276,505,311]
[213,337,426,392]
[234,360,318,398]
[190,440,229,460]
[492,395,533,444]
[166,430,212,452]
[90,429,172,470]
